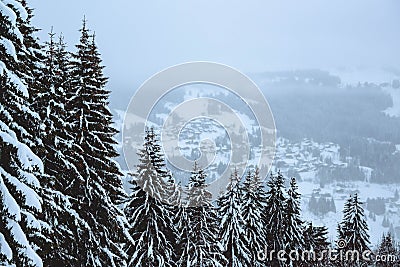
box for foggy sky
[29,0,400,98]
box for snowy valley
[112,70,400,246]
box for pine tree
[86,30,127,204]
[175,202,190,265]
[178,162,225,266]
[375,232,398,267]
[264,171,287,266]
[63,19,129,266]
[170,183,183,263]
[241,168,267,266]
[15,0,43,94]
[0,0,43,265]
[152,128,181,207]
[29,30,95,266]
[217,168,251,266]
[302,222,330,266]
[124,129,174,266]
[337,194,371,266]
[146,128,181,260]
[284,177,304,266]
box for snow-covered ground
[299,180,400,245]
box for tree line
[0,1,398,266]
[130,128,396,267]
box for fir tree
[64,19,129,266]
[302,222,330,266]
[241,168,267,266]
[169,182,182,263]
[0,0,43,265]
[175,203,190,265]
[30,30,94,266]
[337,194,371,266]
[15,0,43,94]
[375,232,398,267]
[284,177,304,266]
[178,162,225,267]
[124,129,174,266]
[217,168,251,267]
[144,128,180,249]
[264,171,287,266]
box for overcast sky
[29,0,400,99]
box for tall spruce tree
[31,30,95,266]
[178,162,225,267]
[337,194,371,266]
[264,171,287,266]
[124,129,174,266]
[147,128,180,257]
[240,168,267,266]
[284,177,305,266]
[217,169,251,267]
[302,222,330,266]
[0,0,43,265]
[64,19,129,266]
[149,128,181,208]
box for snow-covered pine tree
[302,222,330,266]
[217,168,251,266]
[64,19,129,266]
[86,31,127,204]
[240,167,267,266]
[284,177,305,266]
[375,232,397,267]
[175,202,191,266]
[169,182,182,262]
[16,0,44,107]
[144,128,179,252]
[337,193,371,266]
[124,129,174,267]
[33,32,77,183]
[29,30,95,266]
[178,162,226,267]
[137,128,180,204]
[264,171,287,266]
[0,0,43,265]
[145,128,171,181]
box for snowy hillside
[113,104,400,245]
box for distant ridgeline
[111,72,400,184]
[260,70,400,184]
